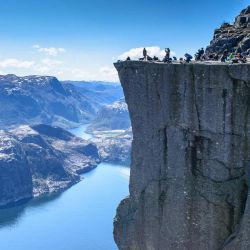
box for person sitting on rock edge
[184,53,193,63]
[221,50,228,62]
[228,52,235,61]
[241,56,247,63]
[147,55,153,61]
[214,53,219,61]
[153,56,159,61]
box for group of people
[125,47,249,64]
[195,47,248,63]
[126,48,193,63]
[219,50,248,63]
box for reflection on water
[0,125,130,250]
[0,193,62,229]
[0,163,129,250]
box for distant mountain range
[0,75,123,129]
[87,98,131,132]
[63,80,123,105]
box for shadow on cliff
[0,193,62,229]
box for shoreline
[0,123,129,210]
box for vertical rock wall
[114,61,250,250]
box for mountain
[87,98,131,132]
[63,80,124,105]
[0,124,100,208]
[93,129,132,165]
[206,5,250,54]
[0,74,100,129]
[0,75,127,208]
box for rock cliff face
[206,6,250,54]
[114,61,250,250]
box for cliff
[114,61,250,250]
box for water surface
[70,124,93,140]
[0,124,129,250]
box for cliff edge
[114,61,250,250]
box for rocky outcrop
[206,6,250,54]
[114,61,250,250]
[0,124,100,208]
[87,98,131,132]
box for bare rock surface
[206,6,250,54]
[114,61,250,250]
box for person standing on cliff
[165,48,170,60]
[143,48,147,60]
[163,48,171,63]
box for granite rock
[206,6,250,54]
[114,61,250,250]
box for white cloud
[99,66,118,82]
[33,65,50,73]
[32,58,64,74]
[33,44,66,56]
[118,46,176,60]
[99,66,116,75]
[70,66,118,82]
[42,58,63,67]
[57,71,65,76]
[71,68,88,79]
[0,59,34,69]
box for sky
[0,0,249,82]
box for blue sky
[0,0,249,81]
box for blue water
[0,125,130,250]
[70,124,93,140]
